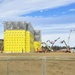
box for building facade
[4,21,41,53]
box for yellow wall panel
[4,30,35,53]
[25,31,34,53]
[4,30,26,53]
[34,41,41,52]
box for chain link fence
[0,56,75,75]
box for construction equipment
[41,42,53,52]
[61,40,71,53]
[46,37,60,48]
[68,29,75,47]
[37,42,53,53]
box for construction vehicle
[60,29,75,53]
[46,37,60,50]
[61,40,71,53]
[42,42,53,52]
[37,48,44,53]
[68,29,75,47]
[37,42,53,53]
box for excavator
[61,40,71,53]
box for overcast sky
[0,0,75,47]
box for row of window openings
[5,35,25,37]
[5,36,33,38]
[5,43,32,45]
[5,38,25,39]
[5,35,34,39]
[5,32,26,33]
[5,42,25,43]
[5,41,33,43]
[5,44,32,46]
[5,45,25,46]
[5,43,34,45]
[5,47,25,48]
[6,44,25,47]
[4,38,32,39]
[5,33,33,35]
[5,34,33,36]
[5,33,32,34]
[5,41,25,42]
[6,47,24,50]
[5,40,25,41]
[5,39,33,41]
[5,41,30,42]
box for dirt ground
[0,53,75,75]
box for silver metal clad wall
[34,30,41,36]
[4,21,34,35]
[4,22,12,31]
[27,23,34,35]
[4,21,41,41]
[17,22,27,29]
[34,36,41,41]
[34,30,41,41]
[4,21,27,31]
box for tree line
[42,46,75,50]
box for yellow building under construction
[4,30,26,53]
[4,21,41,53]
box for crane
[68,29,75,47]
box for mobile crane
[68,29,75,47]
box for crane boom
[42,42,53,51]
[68,29,75,46]
[46,37,60,47]
[61,40,68,49]
[68,30,72,46]
[61,40,71,53]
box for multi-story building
[4,21,35,53]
